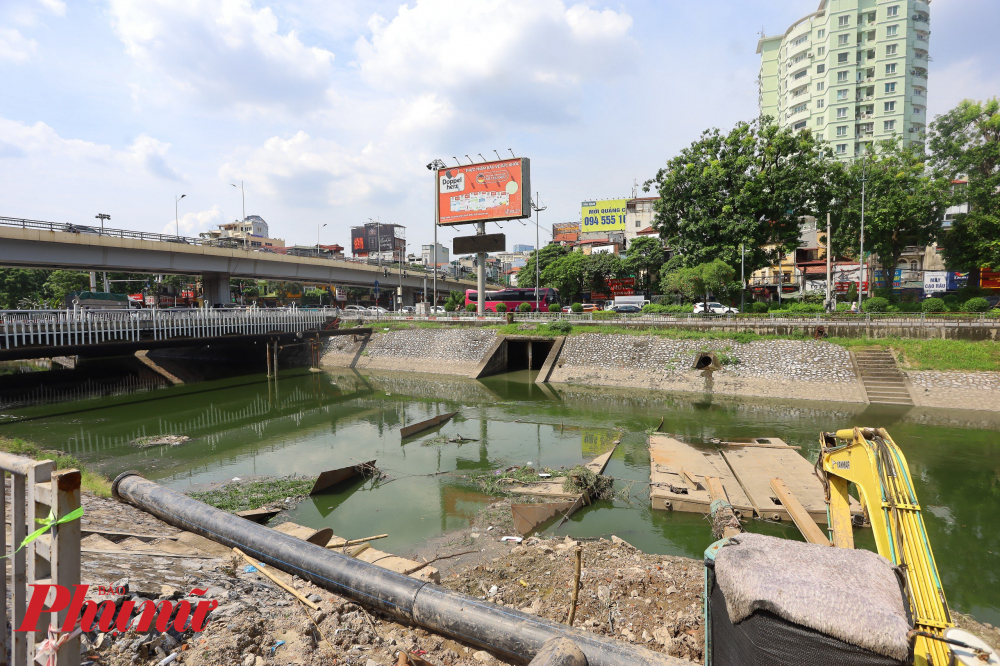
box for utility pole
[317,222,327,254]
[95,213,111,292]
[740,243,745,313]
[426,158,448,312]
[858,154,868,308]
[825,212,833,312]
[476,222,486,315]
[231,181,245,221]
[531,193,547,311]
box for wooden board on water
[649,434,753,515]
[310,460,376,495]
[511,498,584,535]
[721,446,860,524]
[400,412,457,439]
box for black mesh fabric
[709,566,909,666]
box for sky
[1,0,998,254]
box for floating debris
[131,435,191,449]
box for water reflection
[0,366,996,624]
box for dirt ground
[67,492,1000,666]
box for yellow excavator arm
[820,427,953,666]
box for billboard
[351,223,399,253]
[453,233,505,255]
[924,271,947,294]
[436,158,531,226]
[581,199,627,233]
[982,269,1000,289]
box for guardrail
[0,307,342,350]
[339,310,999,327]
[0,216,494,286]
[0,451,81,665]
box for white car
[693,302,738,315]
[344,305,366,313]
[367,306,388,315]
[431,306,446,313]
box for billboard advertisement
[581,199,627,233]
[352,224,398,253]
[924,271,947,294]
[981,269,1000,289]
[436,158,531,226]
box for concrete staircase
[853,348,913,406]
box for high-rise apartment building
[757,0,930,160]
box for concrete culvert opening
[506,338,555,371]
[693,352,722,371]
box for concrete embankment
[548,334,864,403]
[322,327,499,376]
[320,327,1000,410]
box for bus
[465,288,559,312]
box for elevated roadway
[0,220,485,305]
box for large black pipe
[112,473,691,666]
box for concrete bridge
[0,217,485,305]
[0,306,362,361]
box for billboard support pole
[477,222,486,315]
[433,169,439,309]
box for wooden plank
[770,478,831,546]
[400,412,457,439]
[235,508,281,524]
[233,547,320,610]
[310,460,376,495]
[705,475,742,539]
[705,476,726,503]
[721,446,861,524]
[681,468,702,489]
[511,499,581,535]
[328,531,439,583]
[718,438,800,449]
[584,440,619,475]
[649,434,753,515]
[273,522,334,546]
[828,476,856,549]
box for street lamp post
[426,158,447,312]
[95,213,111,291]
[231,181,245,221]
[175,194,186,237]
[531,193,547,311]
[317,223,327,256]
[857,154,868,309]
[740,242,745,313]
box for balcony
[913,13,929,23]
[856,113,873,119]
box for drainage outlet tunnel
[506,338,554,371]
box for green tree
[929,98,1000,283]
[834,138,950,284]
[644,117,838,274]
[540,251,586,302]
[43,271,90,306]
[519,244,568,289]
[660,260,735,306]
[0,269,50,309]
[583,252,625,296]
[623,236,665,292]
[443,290,465,312]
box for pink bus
[465,288,560,312]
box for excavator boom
[820,427,952,666]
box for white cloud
[107,0,336,111]
[163,205,227,236]
[0,27,37,62]
[355,0,635,125]
[36,0,65,17]
[0,116,183,181]
[220,130,412,209]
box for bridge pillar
[202,272,231,306]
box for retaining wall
[547,334,865,403]
[321,328,498,376]
[905,370,1000,411]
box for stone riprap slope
[548,334,864,403]
[906,370,1000,411]
[322,328,498,376]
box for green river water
[1,366,997,624]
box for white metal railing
[338,310,998,328]
[0,307,342,350]
[0,452,81,665]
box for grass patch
[826,337,1000,372]
[562,465,615,499]
[469,466,556,496]
[189,476,315,512]
[0,437,111,497]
